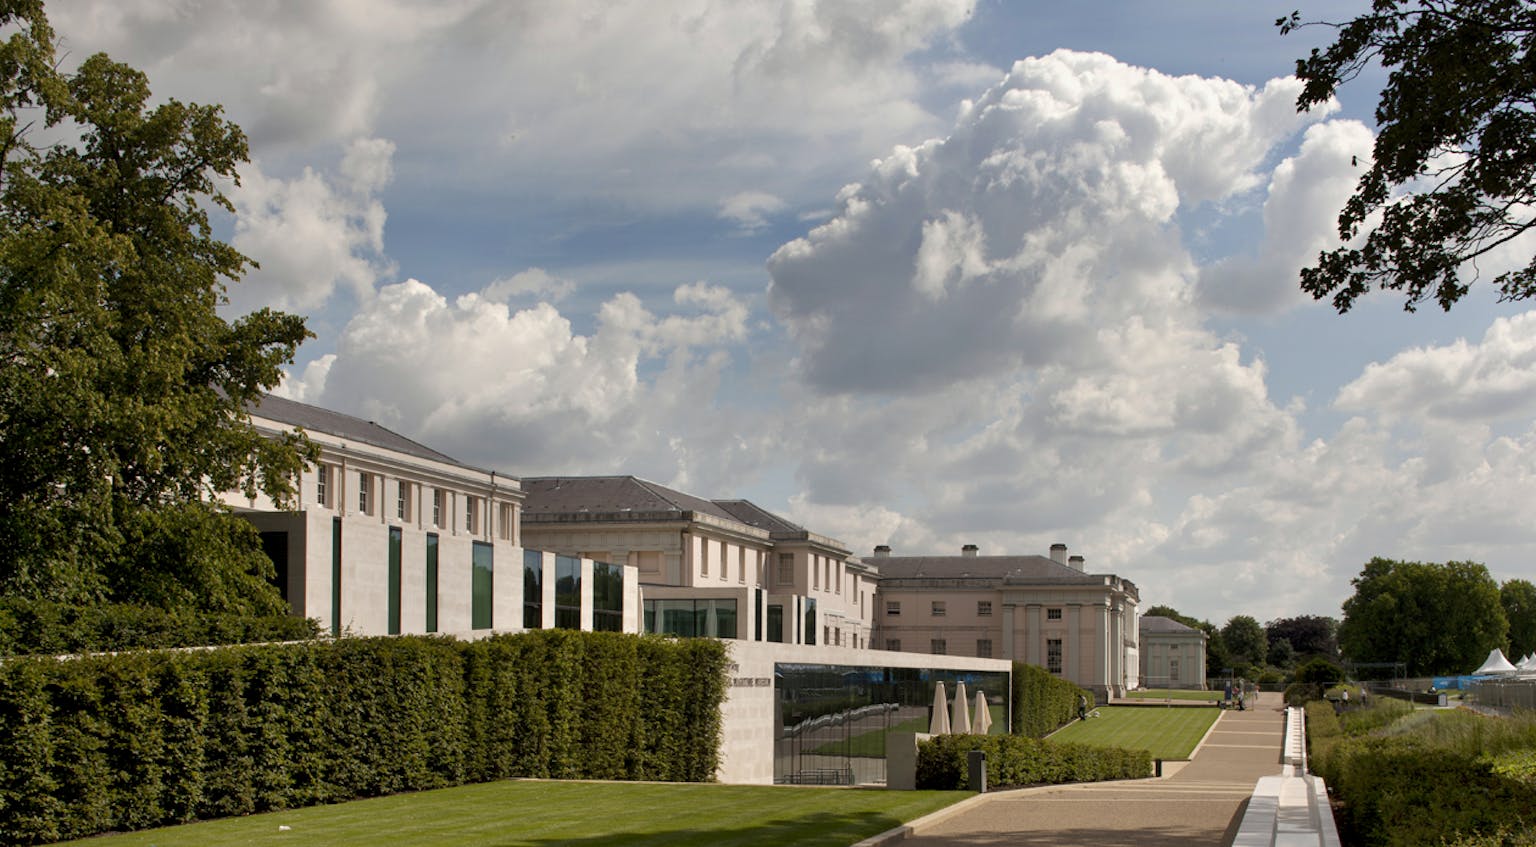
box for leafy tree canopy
[0,1,311,613]
[1281,0,1536,312]
[1501,578,1536,659]
[1266,614,1340,658]
[1338,557,1508,675]
[1222,615,1269,666]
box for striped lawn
[1047,705,1220,760]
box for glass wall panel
[555,554,580,630]
[593,561,623,632]
[642,598,739,638]
[803,597,817,646]
[425,533,439,633]
[774,663,1010,786]
[330,517,342,637]
[387,527,402,635]
[524,549,543,629]
[471,541,493,630]
[767,604,784,643]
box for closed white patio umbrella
[973,691,993,735]
[929,681,951,735]
[952,681,972,734]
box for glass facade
[593,561,623,632]
[524,549,543,629]
[471,541,493,630]
[767,604,784,643]
[643,598,738,638]
[425,533,439,633]
[555,554,581,629]
[775,663,1009,786]
[387,527,402,635]
[803,597,817,645]
[330,517,342,637]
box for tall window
[397,481,409,521]
[330,517,342,636]
[465,496,478,534]
[977,600,993,617]
[593,561,623,632]
[1047,638,1063,674]
[471,541,493,630]
[699,540,708,576]
[432,489,444,527]
[524,549,543,629]
[555,554,581,629]
[358,472,371,514]
[425,533,439,633]
[931,639,947,655]
[767,604,784,643]
[977,639,993,658]
[737,547,746,584]
[498,503,515,540]
[803,598,817,645]
[777,553,794,584]
[316,465,330,507]
[387,527,401,635]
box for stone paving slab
[878,691,1288,847]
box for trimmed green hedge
[916,734,1151,790]
[0,598,319,656]
[0,631,727,845]
[1012,662,1092,737]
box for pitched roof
[250,395,463,466]
[875,554,1091,582]
[1140,615,1202,635]
[712,499,807,536]
[520,476,741,523]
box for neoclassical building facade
[871,543,1140,699]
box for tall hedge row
[1012,662,1092,737]
[916,734,1151,790]
[0,631,728,845]
[0,598,319,656]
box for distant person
[1077,694,1088,721]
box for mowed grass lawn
[1048,705,1220,760]
[55,780,967,847]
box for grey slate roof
[712,499,808,537]
[875,555,1092,582]
[1140,615,1201,634]
[521,476,742,523]
[250,395,463,466]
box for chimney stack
[1050,543,1068,565]
[1068,554,1085,571]
[961,544,978,557]
[873,545,891,558]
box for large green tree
[1265,614,1340,658]
[1338,557,1508,675]
[1502,578,1536,659]
[0,1,311,612]
[1281,1,1536,312]
[1221,615,1269,666]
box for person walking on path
[1077,693,1088,721]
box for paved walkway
[893,692,1288,847]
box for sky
[46,0,1536,626]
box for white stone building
[871,544,1140,699]
[1139,615,1209,689]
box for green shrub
[1294,657,1344,684]
[916,734,1151,790]
[1285,681,1323,706]
[1012,662,1091,737]
[0,598,319,656]
[0,631,727,845]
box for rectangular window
[738,547,746,584]
[465,496,478,534]
[425,533,439,633]
[316,465,330,507]
[977,639,993,658]
[1170,658,1181,680]
[498,503,515,540]
[887,638,901,652]
[886,601,901,616]
[387,527,402,635]
[699,539,708,577]
[593,561,624,632]
[767,604,784,643]
[835,563,841,594]
[330,517,342,637]
[931,600,946,617]
[812,556,819,589]
[524,549,543,629]
[777,553,794,584]
[433,489,444,527]
[471,541,493,630]
[931,639,946,655]
[1047,607,1063,620]
[555,554,581,629]
[397,481,409,521]
[803,597,817,645]
[755,589,763,641]
[977,600,993,617]
[1047,638,1063,674]
[358,472,371,514]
